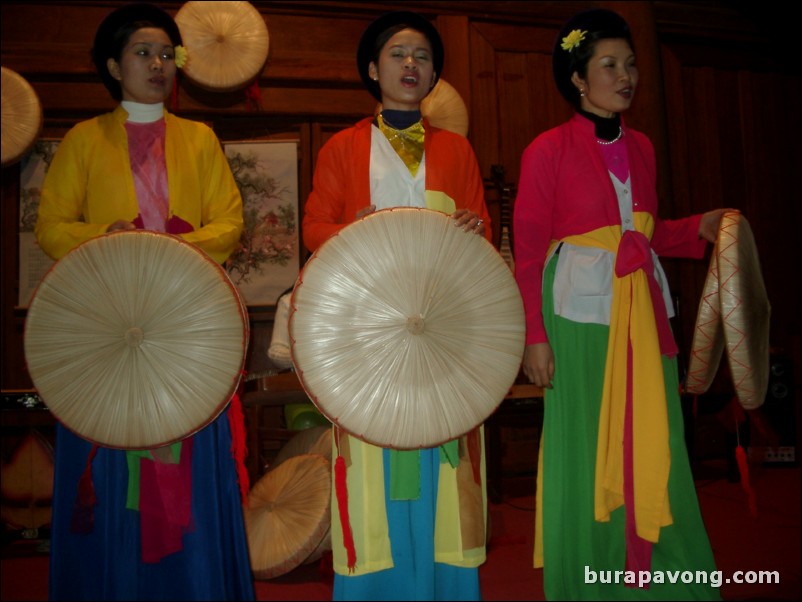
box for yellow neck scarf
[377,114,425,177]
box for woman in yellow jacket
[35,4,252,600]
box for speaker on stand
[749,354,797,465]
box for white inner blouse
[369,125,427,210]
[550,171,675,326]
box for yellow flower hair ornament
[174,45,188,69]
[561,29,587,52]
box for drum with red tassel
[685,211,770,515]
[685,211,770,410]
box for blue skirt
[333,447,481,601]
[48,411,254,601]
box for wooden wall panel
[662,59,726,367]
[435,15,472,110]
[736,71,802,358]
[495,52,532,186]
[258,12,366,84]
[526,52,573,142]
[2,1,800,399]
[1,168,30,389]
[662,46,801,370]
[1,3,109,75]
[685,68,725,213]
[471,19,555,54]
[468,22,500,180]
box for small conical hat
[270,425,331,469]
[421,79,469,136]
[375,79,470,137]
[245,453,331,579]
[175,1,269,91]
[1,67,43,167]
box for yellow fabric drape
[534,432,544,568]
[546,214,673,545]
[330,430,487,576]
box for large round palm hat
[24,231,249,449]
[289,208,525,449]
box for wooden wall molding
[2,1,799,392]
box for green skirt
[539,254,721,600]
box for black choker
[578,109,621,142]
[379,109,422,130]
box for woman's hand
[106,220,136,232]
[698,208,738,243]
[522,342,554,389]
[451,208,485,236]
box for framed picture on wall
[224,140,301,307]
[18,139,59,308]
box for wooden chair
[240,370,311,484]
[485,379,545,503]
[241,370,544,500]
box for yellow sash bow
[562,216,673,543]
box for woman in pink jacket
[514,8,729,600]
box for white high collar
[121,101,164,124]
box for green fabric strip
[440,439,460,468]
[389,449,420,500]
[388,439,462,500]
[124,442,182,511]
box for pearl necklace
[596,127,623,145]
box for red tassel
[726,397,757,517]
[317,550,334,580]
[334,454,357,572]
[730,399,746,424]
[735,445,758,517]
[70,444,99,534]
[244,80,262,111]
[227,391,250,505]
